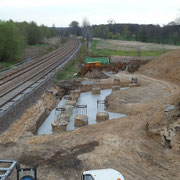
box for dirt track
[0,71,180,180]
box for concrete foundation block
[65,100,76,106]
[113,78,121,85]
[96,112,109,122]
[51,121,68,132]
[74,115,88,127]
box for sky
[0,0,180,27]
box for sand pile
[139,49,180,81]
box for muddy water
[38,89,126,135]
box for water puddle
[38,89,126,135]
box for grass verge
[56,40,88,81]
[0,61,23,72]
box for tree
[116,32,121,40]
[26,21,43,45]
[122,25,132,40]
[15,21,29,44]
[69,21,80,35]
[49,24,57,37]
[175,10,180,25]
[107,19,116,24]
[0,21,23,62]
[82,18,93,51]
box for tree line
[92,23,180,45]
[58,20,180,46]
[0,20,57,62]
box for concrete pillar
[74,115,88,127]
[113,78,121,86]
[65,100,76,106]
[96,112,109,122]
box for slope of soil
[139,49,180,81]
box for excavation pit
[38,89,127,135]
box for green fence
[85,56,111,64]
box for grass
[56,40,88,81]
[0,61,23,71]
[56,58,80,81]
[90,40,173,57]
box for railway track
[0,39,73,83]
[0,38,81,114]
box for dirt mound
[85,69,109,79]
[139,49,180,81]
[147,105,180,151]
[139,49,180,150]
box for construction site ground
[1,50,180,179]
[0,74,179,179]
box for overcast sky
[0,0,180,27]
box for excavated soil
[139,49,180,82]
[1,50,180,179]
[85,69,109,79]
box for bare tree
[174,10,180,25]
[82,18,93,51]
[107,19,116,24]
[175,17,180,25]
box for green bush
[26,21,43,45]
[0,21,23,62]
